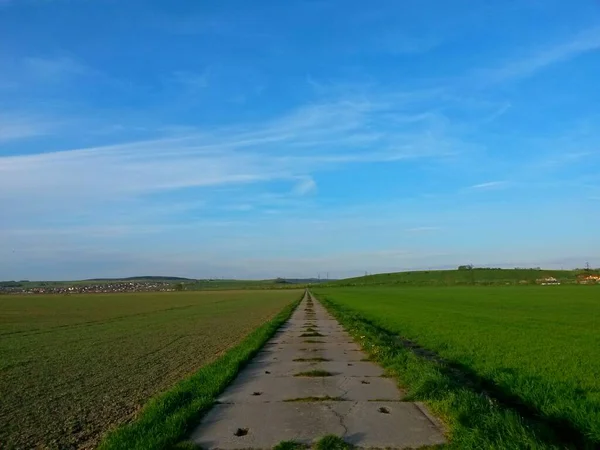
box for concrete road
[189,291,446,449]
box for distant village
[0,281,176,295]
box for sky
[1,0,599,280]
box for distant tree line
[0,281,25,287]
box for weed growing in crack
[293,357,330,362]
[294,369,333,377]
[300,332,325,337]
[283,396,343,402]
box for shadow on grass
[327,302,598,449]
[438,364,598,450]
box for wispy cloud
[170,70,210,92]
[23,56,91,81]
[0,55,96,93]
[405,226,441,233]
[469,181,509,190]
[293,177,317,196]
[482,26,600,83]
[484,102,512,122]
[0,95,462,221]
[370,30,441,55]
[0,114,53,142]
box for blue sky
[1,0,599,280]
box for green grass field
[0,290,301,450]
[315,285,600,449]
[323,268,589,287]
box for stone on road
[189,291,446,449]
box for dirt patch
[234,428,249,436]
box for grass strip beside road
[315,292,577,450]
[98,294,302,450]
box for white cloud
[293,177,317,196]
[171,70,210,92]
[0,88,495,280]
[469,181,509,190]
[0,55,97,93]
[0,96,460,219]
[482,26,600,82]
[484,102,512,122]
[23,56,90,81]
[370,31,441,55]
[0,114,52,142]
[405,226,441,233]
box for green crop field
[323,268,588,287]
[0,290,301,450]
[315,285,600,449]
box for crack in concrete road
[324,402,349,437]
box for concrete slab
[187,291,446,449]
[190,402,445,449]
[340,401,447,448]
[217,374,402,403]
[322,347,368,361]
[254,347,326,363]
[270,334,355,345]
[263,342,362,351]
[243,361,385,377]
[190,402,345,449]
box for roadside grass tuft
[97,295,303,450]
[294,370,333,377]
[273,440,309,450]
[314,435,352,450]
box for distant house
[578,275,600,284]
[537,277,560,285]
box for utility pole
[586,261,591,271]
